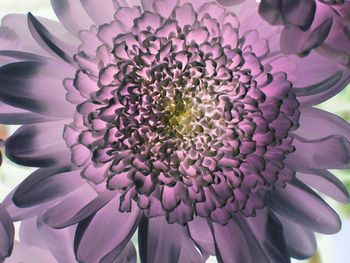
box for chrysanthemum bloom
[0,0,350,262]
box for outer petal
[0,61,76,118]
[267,179,341,234]
[296,169,350,204]
[74,196,140,263]
[277,215,317,260]
[12,166,82,207]
[246,209,290,263]
[1,14,78,55]
[5,241,57,263]
[138,215,183,263]
[0,102,54,125]
[210,216,269,263]
[3,188,60,222]
[27,13,75,64]
[295,107,350,141]
[42,188,115,229]
[287,134,350,170]
[50,0,95,36]
[100,241,137,263]
[19,217,76,263]
[5,121,72,167]
[80,0,116,25]
[188,216,215,258]
[0,204,14,262]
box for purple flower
[0,0,349,262]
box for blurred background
[0,1,349,263]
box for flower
[0,0,350,262]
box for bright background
[0,1,349,263]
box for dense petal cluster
[63,2,299,224]
[0,0,349,263]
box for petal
[277,215,317,260]
[79,0,116,25]
[0,204,14,261]
[13,167,83,208]
[287,134,350,170]
[74,196,140,262]
[292,70,343,97]
[173,3,197,28]
[100,241,137,263]
[280,17,332,55]
[216,0,246,6]
[281,0,316,30]
[210,215,269,263]
[27,13,75,64]
[3,188,59,221]
[50,0,95,36]
[266,179,341,234]
[295,107,350,141]
[246,209,290,263]
[6,241,57,263]
[153,0,179,18]
[5,121,71,167]
[178,229,205,263]
[296,169,350,203]
[138,215,182,263]
[36,218,76,263]
[0,102,55,124]
[0,61,76,118]
[0,50,46,68]
[188,216,215,258]
[43,188,115,229]
[1,14,78,55]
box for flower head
[62,2,300,225]
[0,0,349,262]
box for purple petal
[0,102,54,124]
[296,169,350,203]
[267,180,341,234]
[178,228,205,263]
[100,241,136,263]
[5,122,71,167]
[0,204,14,261]
[27,13,75,64]
[43,187,115,229]
[277,215,317,260]
[37,218,76,263]
[74,196,140,262]
[13,167,83,207]
[50,0,94,36]
[3,188,59,221]
[19,217,76,263]
[295,107,350,141]
[246,209,290,263]
[0,60,76,118]
[210,216,269,263]
[287,134,350,170]
[79,0,116,25]
[188,216,215,258]
[138,216,183,263]
[216,0,246,6]
[1,14,76,55]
